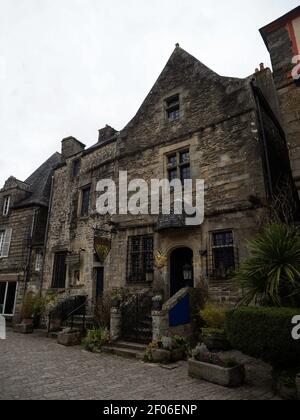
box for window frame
[166,149,191,182]
[80,185,91,217]
[0,228,12,259]
[165,94,180,121]
[35,251,43,272]
[72,159,81,177]
[209,230,237,279]
[127,235,154,283]
[51,252,67,289]
[2,196,11,216]
[0,281,18,316]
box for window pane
[0,282,6,314]
[213,231,233,247]
[81,187,91,217]
[166,94,179,108]
[180,151,190,164]
[168,154,177,167]
[180,165,191,182]
[167,108,180,121]
[4,282,17,315]
[73,160,80,177]
[52,252,67,289]
[168,169,178,182]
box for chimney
[61,137,86,162]
[98,125,117,144]
[260,63,265,71]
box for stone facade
[0,154,61,322]
[260,6,300,193]
[41,43,295,327]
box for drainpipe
[39,175,55,297]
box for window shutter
[1,228,12,258]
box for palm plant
[236,223,300,307]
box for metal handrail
[48,295,88,334]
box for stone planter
[203,331,231,352]
[273,379,298,400]
[57,330,82,347]
[296,374,300,400]
[188,359,245,388]
[152,349,171,364]
[14,323,33,334]
[22,318,34,326]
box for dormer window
[2,196,10,216]
[165,94,180,121]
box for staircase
[102,341,147,360]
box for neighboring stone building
[41,42,296,342]
[260,6,300,194]
[0,153,61,322]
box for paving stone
[0,330,280,400]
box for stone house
[41,43,296,340]
[260,5,300,194]
[0,153,61,322]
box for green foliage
[143,341,160,363]
[21,293,48,319]
[235,223,300,307]
[82,328,110,352]
[94,291,113,329]
[225,307,300,368]
[200,303,227,330]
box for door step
[102,341,148,360]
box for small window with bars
[165,94,180,121]
[127,235,154,283]
[167,149,191,183]
[35,252,43,272]
[80,186,91,217]
[209,230,237,279]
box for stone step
[114,341,147,352]
[102,345,145,360]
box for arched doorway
[170,247,194,296]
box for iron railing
[48,295,88,334]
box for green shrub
[200,303,227,330]
[82,328,110,352]
[225,307,300,368]
[235,223,300,307]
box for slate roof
[14,152,61,208]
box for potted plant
[111,291,122,308]
[21,293,36,325]
[199,303,231,351]
[188,344,245,387]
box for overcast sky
[0,0,299,187]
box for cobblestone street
[0,330,279,400]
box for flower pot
[22,318,33,326]
[57,330,82,347]
[188,359,245,388]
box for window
[80,186,91,217]
[165,94,180,121]
[51,252,67,289]
[167,149,191,182]
[35,252,43,272]
[72,159,80,177]
[0,228,12,258]
[2,196,10,216]
[211,231,236,279]
[0,282,17,315]
[127,235,154,283]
